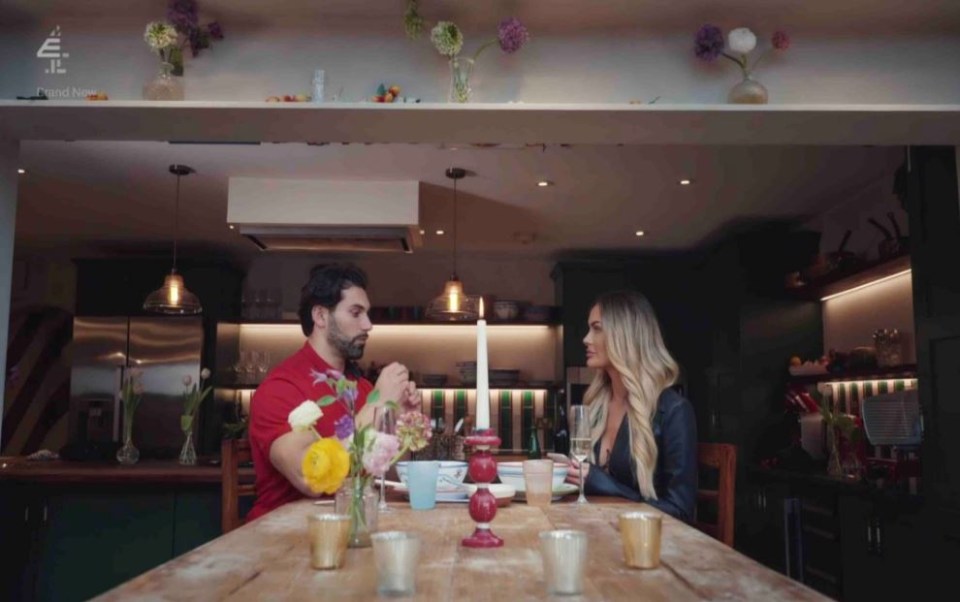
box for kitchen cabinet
[1,481,222,602]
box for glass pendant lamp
[143,164,202,315]
[425,167,480,321]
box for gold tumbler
[619,511,662,569]
[307,513,352,570]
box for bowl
[463,483,516,507]
[492,301,520,321]
[395,461,468,491]
[523,305,553,322]
[496,461,568,489]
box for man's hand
[400,381,422,412]
[372,362,410,407]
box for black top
[583,388,697,523]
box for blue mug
[406,461,440,510]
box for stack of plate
[490,369,520,387]
[457,361,477,385]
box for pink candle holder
[461,430,504,548]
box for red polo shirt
[246,342,373,522]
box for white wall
[3,15,960,104]
[0,139,20,448]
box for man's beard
[327,317,367,360]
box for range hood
[227,178,422,252]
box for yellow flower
[301,438,350,495]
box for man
[246,263,415,521]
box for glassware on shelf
[255,351,270,381]
[873,329,903,367]
[265,288,278,320]
[240,289,251,320]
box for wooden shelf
[3,101,960,146]
[786,251,911,301]
[227,319,560,326]
[788,364,918,385]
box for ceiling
[14,140,903,262]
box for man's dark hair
[298,263,368,336]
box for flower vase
[178,430,197,466]
[335,477,378,548]
[116,411,140,465]
[826,427,843,478]
[728,71,768,104]
[449,57,475,103]
[142,62,185,101]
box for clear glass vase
[449,57,475,103]
[178,430,197,466]
[116,410,140,465]
[143,61,185,101]
[335,477,378,548]
[728,71,768,104]
[826,427,843,478]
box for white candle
[476,298,490,430]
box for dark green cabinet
[2,484,222,602]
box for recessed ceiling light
[228,224,235,230]
[17,168,26,174]
[635,230,645,237]
[436,229,445,235]
[419,229,425,235]
[679,179,692,186]
[537,180,552,187]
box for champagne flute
[375,407,397,513]
[569,405,591,505]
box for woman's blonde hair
[583,291,679,500]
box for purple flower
[342,385,359,407]
[772,30,790,51]
[334,415,355,440]
[166,0,198,32]
[207,21,224,40]
[497,17,529,54]
[694,24,725,61]
[326,368,344,381]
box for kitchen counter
[0,457,253,485]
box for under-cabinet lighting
[679,179,692,186]
[436,229,445,235]
[820,269,912,301]
[17,168,26,174]
[635,230,645,237]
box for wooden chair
[695,442,737,547]
[221,438,256,534]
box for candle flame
[479,297,484,319]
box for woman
[565,290,697,522]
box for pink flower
[396,411,432,452]
[182,374,193,387]
[772,30,790,51]
[363,432,400,477]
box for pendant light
[426,167,480,321]
[143,164,203,315]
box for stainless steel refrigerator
[68,316,203,457]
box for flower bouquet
[406,1,529,102]
[178,368,212,465]
[694,25,790,104]
[142,1,224,100]
[291,368,432,547]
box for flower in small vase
[334,414,355,441]
[362,432,401,477]
[302,438,351,494]
[693,23,791,103]
[431,21,463,57]
[727,27,757,55]
[181,368,213,433]
[496,17,530,54]
[694,24,725,61]
[772,30,791,51]
[396,410,432,452]
[145,1,225,75]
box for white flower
[182,375,193,387]
[728,27,757,54]
[144,21,178,51]
[288,401,323,432]
[200,368,211,380]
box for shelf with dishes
[787,364,918,386]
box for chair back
[695,442,737,547]
[221,438,256,534]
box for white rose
[288,401,323,432]
[728,27,757,54]
[200,368,211,380]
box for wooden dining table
[93,496,827,601]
